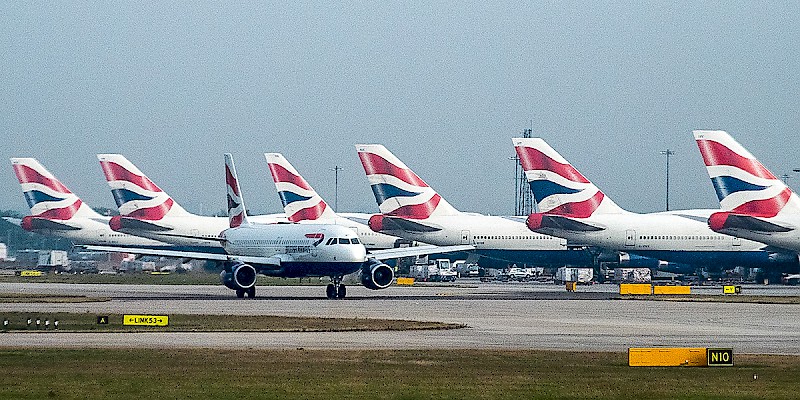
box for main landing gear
[326,276,346,299]
[235,286,256,298]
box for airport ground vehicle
[409,259,457,282]
[555,267,593,284]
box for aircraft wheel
[236,289,245,298]
[326,284,336,299]
[337,284,346,299]
[246,286,256,298]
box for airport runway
[2,281,800,354]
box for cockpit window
[325,238,335,245]
[339,238,351,244]
[351,238,360,244]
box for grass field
[0,349,798,399]
[0,312,462,332]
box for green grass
[0,349,797,399]
[0,312,462,332]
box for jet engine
[219,261,257,291]
[360,259,394,290]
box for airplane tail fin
[512,138,625,217]
[694,130,800,217]
[265,153,336,222]
[355,144,460,219]
[225,153,250,228]
[10,158,100,222]
[97,154,189,220]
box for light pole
[660,149,675,211]
[330,166,344,212]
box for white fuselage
[379,213,594,266]
[26,216,172,247]
[535,209,795,268]
[222,223,367,268]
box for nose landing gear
[326,276,346,299]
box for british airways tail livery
[356,144,460,219]
[355,144,594,268]
[225,153,249,228]
[97,154,190,220]
[515,138,625,218]
[694,130,800,252]
[513,137,798,272]
[265,153,336,222]
[9,158,170,247]
[12,158,100,226]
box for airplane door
[97,230,108,244]
[625,230,636,247]
[461,230,471,244]
[732,237,741,247]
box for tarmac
[2,281,800,354]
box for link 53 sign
[123,315,169,326]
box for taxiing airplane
[97,154,285,250]
[265,153,408,250]
[87,154,473,298]
[695,130,800,253]
[513,137,798,272]
[9,158,177,249]
[354,144,594,268]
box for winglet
[225,153,249,228]
[265,153,336,222]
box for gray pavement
[1,282,799,354]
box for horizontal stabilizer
[528,214,604,232]
[713,213,792,233]
[114,217,172,232]
[22,217,81,231]
[381,216,442,232]
[369,244,475,261]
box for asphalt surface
[2,281,800,354]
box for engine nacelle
[219,261,257,290]
[360,259,394,290]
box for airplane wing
[368,244,474,260]
[719,214,792,233]
[82,245,281,266]
[2,217,22,227]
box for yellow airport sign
[628,348,707,367]
[707,348,734,367]
[620,283,652,295]
[723,285,741,294]
[20,270,42,277]
[396,277,415,286]
[653,285,691,295]
[123,314,169,326]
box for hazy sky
[2,2,799,216]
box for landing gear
[236,287,256,298]
[326,276,346,299]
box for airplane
[87,154,474,298]
[8,157,180,249]
[512,137,798,273]
[354,144,595,268]
[265,152,411,250]
[694,130,800,254]
[96,154,286,250]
